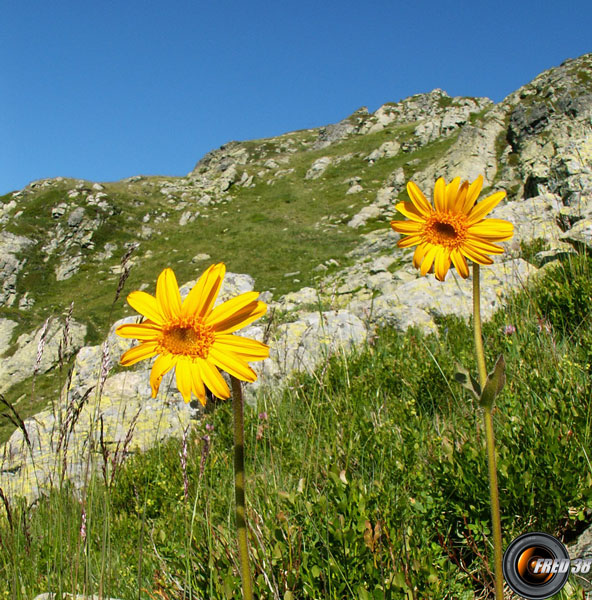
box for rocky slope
[1,53,591,504]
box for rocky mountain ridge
[1,53,591,505]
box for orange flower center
[423,212,468,249]
[159,317,215,358]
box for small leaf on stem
[454,363,481,400]
[479,354,506,409]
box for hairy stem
[231,376,253,600]
[473,263,504,599]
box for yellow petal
[127,291,165,325]
[119,342,158,366]
[463,175,484,213]
[460,244,494,265]
[150,352,176,397]
[450,248,469,278]
[397,234,423,248]
[406,181,433,216]
[214,334,270,359]
[465,238,505,254]
[156,268,182,321]
[191,364,206,406]
[208,346,257,382]
[467,191,506,225]
[208,300,267,334]
[207,291,260,329]
[420,245,439,276]
[434,249,451,281]
[390,220,422,234]
[175,358,193,403]
[444,177,461,211]
[394,201,428,223]
[182,263,226,319]
[468,219,514,240]
[116,322,162,340]
[198,359,230,400]
[452,181,469,213]
[434,178,446,212]
[412,242,431,269]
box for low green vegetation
[519,237,550,267]
[0,251,590,599]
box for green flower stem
[473,264,504,599]
[231,376,254,600]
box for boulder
[55,255,84,281]
[347,206,382,228]
[365,141,401,163]
[568,524,592,594]
[305,157,332,180]
[0,318,87,394]
[488,193,569,255]
[262,310,367,381]
[0,319,18,353]
[0,231,35,306]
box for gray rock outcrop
[0,319,18,351]
[0,318,87,394]
[569,525,592,596]
[313,106,369,149]
[0,231,35,306]
[359,89,492,140]
[415,110,507,190]
[305,157,332,180]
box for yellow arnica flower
[116,264,269,405]
[390,176,514,281]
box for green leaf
[479,354,506,408]
[454,362,481,399]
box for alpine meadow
[0,54,592,599]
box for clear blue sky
[2,1,590,195]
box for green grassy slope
[0,109,465,442]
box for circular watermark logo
[503,532,571,599]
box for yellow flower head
[390,176,514,281]
[116,264,269,405]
